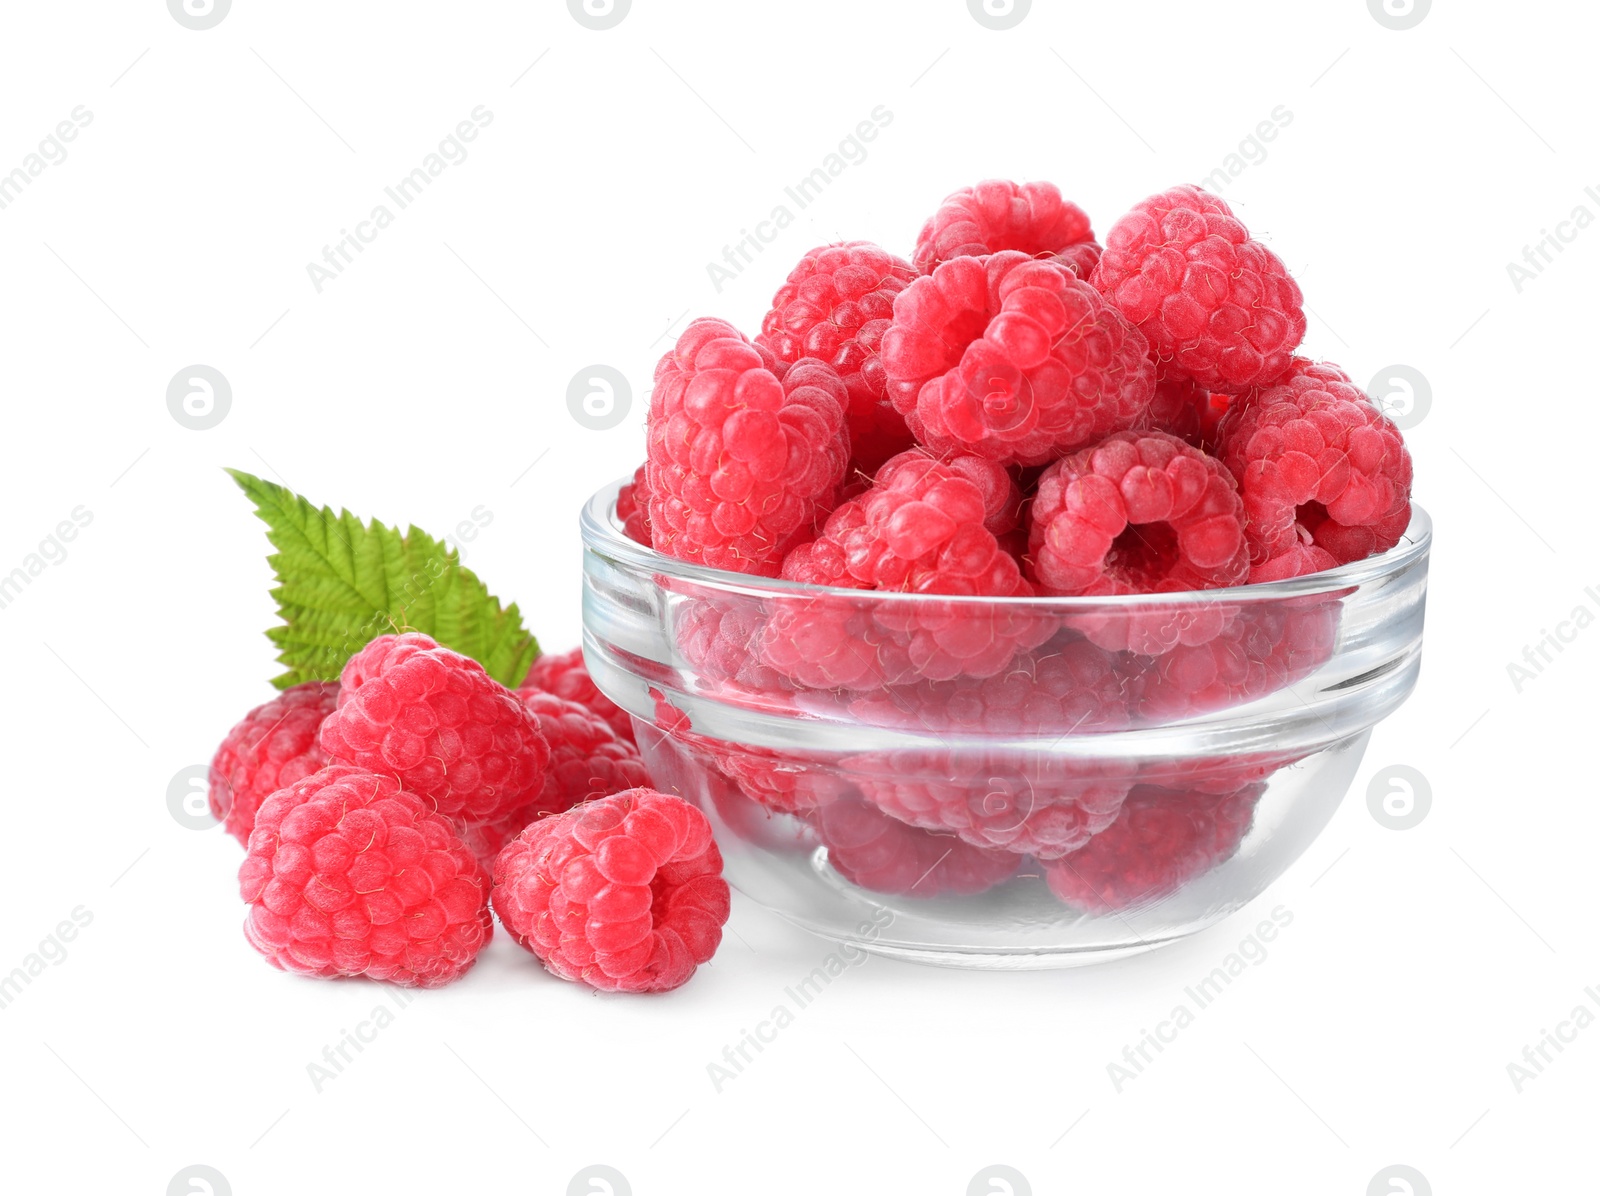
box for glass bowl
[579,480,1430,969]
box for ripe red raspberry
[848,751,1135,859]
[847,637,1131,735]
[238,766,493,987]
[707,741,846,815]
[524,647,634,745]
[780,451,1026,594]
[913,180,1096,273]
[1139,751,1303,795]
[1091,185,1305,393]
[1042,782,1262,913]
[616,463,652,546]
[1139,377,1230,452]
[757,241,919,472]
[881,252,1156,465]
[813,796,1018,896]
[1028,430,1249,594]
[874,448,1022,536]
[762,453,1050,690]
[209,682,337,845]
[673,595,796,695]
[491,789,730,993]
[466,691,653,864]
[1132,597,1338,719]
[1052,240,1104,279]
[320,633,550,828]
[1216,360,1413,571]
[646,317,849,575]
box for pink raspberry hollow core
[491,789,731,994]
[238,765,493,987]
[209,681,338,845]
[1091,184,1305,393]
[1027,430,1249,595]
[319,633,550,829]
[1215,359,1413,574]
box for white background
[1,1,1594,1192]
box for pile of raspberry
[631,180,1413,597]
[211,636,728,992]
[624,179,1417,911]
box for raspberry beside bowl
[579,479,1430,969]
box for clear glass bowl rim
[581,479,1431,609]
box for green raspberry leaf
[226,468,538,690]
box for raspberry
[912,180,1096,273]
[1216,360,1413,571]
[1052,240,1104,279]
[1028,430,1249,594]
[1042,782,1262,913]
[1139,751,1303,794]
[1132,597,1338,719]
[524,647,634,745]
[238,766,493,987]
[756,242,919,471]
[762,453,1049,690]
[491,789,730,993]
[673,595,796,695]
[875,448,1022,536]
[848,751,1135,858]
[881,252,1156,465]
[465,691,653,864]
[780,451,1026,594]
[320,633,550,828]
[847,637,1131,735]
[646,317,849,575]
[209,682,337,845]
[1091,184,1305,393]
[616,463,652,546]
[813,796,1018,896]
[1138,377,1229,452]
[707,741,845,815]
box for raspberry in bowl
[577,181,1428,967]
[578,479,1429,968]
